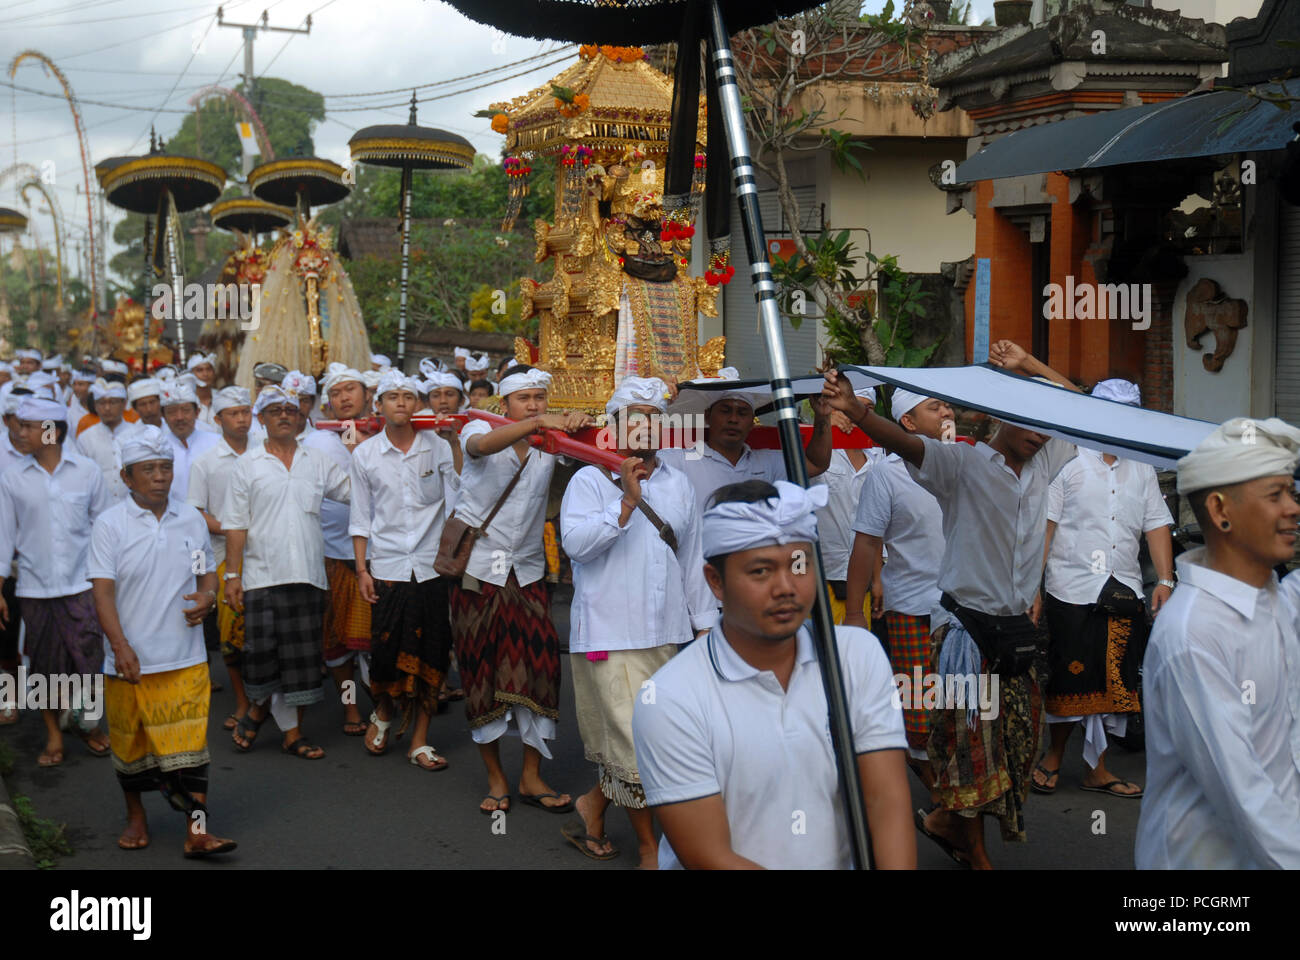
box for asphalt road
[0,589,1146,870]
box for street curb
[0,768,35,870]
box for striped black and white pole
[397,163,412,370]
[706,0,873,871]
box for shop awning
[955,82,1299,184]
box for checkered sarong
[883,611,931,752]
[242,583,326,707]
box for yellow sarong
[827,584,872,628]
[216,559,244,656]
[105,661,210,776]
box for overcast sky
[0,0,996,278]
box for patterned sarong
[1044,578,1145,717]
[105,661,210,786]
[243,583,326,707]
[323,558,371,659]
[21,591,103,677]
[371,575,452,715]
[927,621,1045,843]
[449,572,561,729]
[216,559,245,661]
[883,611,931,752]
[571,645,676,809]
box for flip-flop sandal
[183,838,238,859]
[439,687,465,702]
[75,728,111,756]
[342,719,368,737]
[408,745,449,772]
[222,713,242,731]
[479,794,511,816]
[1080,779,1143,799]
[561,820,619,861]
[232,713,265,753]
[913,807,970,868]
[518,792,575,814]
[1030,761,1060,795]
[282,738,325,760]
[37,750,63,767]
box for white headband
[890,388,929,422]
[605,376,670,417]
[128,378,164,404]
[465,352,490,373]
[72,370,97,383]
[321,362,364,395]
[115,424,174,469]
[100,359,128,376]
[701,480,828,559]
[14,349,41,361]
[424,372,464,393]
[160,382,199,408]
[186,352,216,371]
[373,370,424,407]
[1176,417,1300,495]
[370,353,391,369]
[15,396,67,423]
[90,379,127,401]
[282,370,317,397]
[1092,378,1141,406]
[499,368,552,397]
[212,386,251,415]
[454,347,470,360]
[253,385,299,415]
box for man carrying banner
[823,340,1080,869]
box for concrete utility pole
[215,6,312,108]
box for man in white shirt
[309,363,374,738]
[632,479,913,869]
[222,385,350,761]
[559,377,714,866]
[350,371,459,770]
[823,339,1080,869]
[0,390,27,725]
[161,381,219,503]
[658,376,832,516]
[186,353,219,431]
[128,377,164,429]
[74,381,139,502]
[188,386,254,731]
[812,389,886,625]
[451,364,593,815]
[88,425,235,859]
[1034,379,1175,799]
[0,397,112,766]
[845,388,952,793]
[1135,417,1300,869]
[67,369,95,425]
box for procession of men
[0,341,1296,870]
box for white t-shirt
[633,621,905,869]
[853,453,945,616]
[811,447,882,580]
[657,443,786,517]
[87,496,215,675]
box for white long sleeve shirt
[455,420,558,588]
[1046,448,1172,604]
[0,449,110,598]
[854,453,945,617]
[220,442,350,591]
[74,419,141,502]
[1135,549,1300,869]
[561,460,715,653]
[348,428,459,583]
[909,435,1076,616]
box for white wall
[1171,253,1258,421]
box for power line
[321,45,576,98]
[0,78,193,113]
[130,10,220,151]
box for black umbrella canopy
[0,207,27,235]
[349,99,475,172]
[209,196,295,234]
[100,153,226,215]
[442,0,818,43]
[248,157,351,208]
[93,155,137,187]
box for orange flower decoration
[491,112,509,134]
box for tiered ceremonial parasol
[0,207,27,247]
[446,0,872,867]
[247,156,350,216]
[100,136,226,368]
[349,94,475,369]
[208,196,294,235]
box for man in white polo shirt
[633,479,913,869]
[74,380,139,502]
[88,425,235,859]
